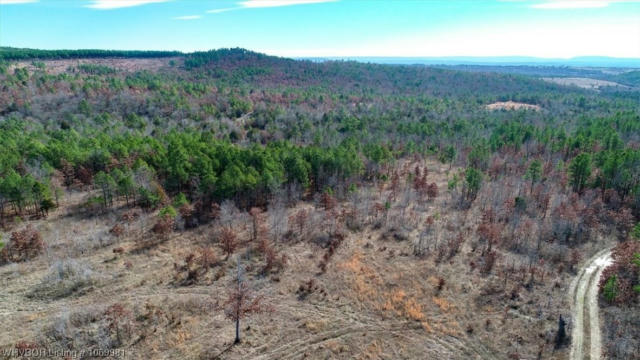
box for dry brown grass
[8,57,180,75]
[486,101,541,111]
[0,159,589,359]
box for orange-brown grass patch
[433,321,462,337]
[357,340,384,360]
[338,251,382,301]
[432,296,454,312]
[380,288,426,324]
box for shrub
[178,203,197,228]
[109,224,125,237]
[481,250,498,274]
[158,205,177,219]
[262,242,287,275]
[82,196,104,215]
[321,191,337,210]
[219,227,238,258]
[172,193,189,208]
[30,259,96,299]
[0,225,44,264]
[296,279,317,300]
[317,232,344,273]
[632,223,640,240]
[173,247,219,285]
[138,187,161,209]
[151,216,174,237]
[427,182,438,199]
[104,303,134,347]
[600,240,640,305]
[447,233,464,259]
[121,210,140,223]
[602,275,618,303]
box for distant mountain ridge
[302,56,640,68]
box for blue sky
[1,0,639,58]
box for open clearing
[8,57,180,74]
[0,159,579,359]
[542,77,629,90]
[486,101,541,111]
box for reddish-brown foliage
[568,248,582,272]
[477,220,503,252]
[199,247,218,269]
[599,240,640,305]
[262,243,288,274]
[76,166,93,186]
[289,208,309,238]
[222,282,270,321]
[60,159,76,186]
[173,247,218,285]
[412,166,429,197]
[321,191,337,210]
[121,210,140,223]
[104,303,133,346]
[110,223,125,237]
[13,341,39,353]
[1,225,44,263]
[151,216,174,237]
[249,207,265,242]
[426,182,438,200]
[220,279,272,343]
[219,226,238,258]
[481,250,499,274]
[179,203,197,228]
[318,232,345,273]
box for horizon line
[2,46,640,64]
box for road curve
[569,249,612,360]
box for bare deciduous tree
[221,260,271,344]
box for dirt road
[569,249,612,360]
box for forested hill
[0,47,183,60]
[0,47,591,96]
[185,49,574,98]
[0,47,639,221]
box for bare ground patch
[486,101,541,111]
[8,57,182,75]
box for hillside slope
[0,49,639,359]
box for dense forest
[1,48,639,358]
[438,64,640,88]
[0,47,182,60]
[1,49,639,217]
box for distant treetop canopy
[0,47,183,60]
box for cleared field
[0,159,581,359]
[542,77,629,90]
[486,101,541,111]
[8,57,180,74]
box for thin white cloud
[85,0,168,10]
[531,0,638,9]
[206,7,239,14]
[238,0,336,8]
[174,15,201,20]
[206,0,334,15]
[0,0,37,4]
